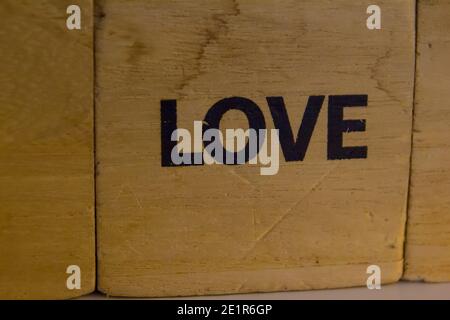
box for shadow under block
[0,1,95,298]
[404,0,450,282]
[96,0,415,297]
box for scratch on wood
[243,162,341,258]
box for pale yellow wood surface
[404,0,450,282]
[96,0,415,297]
[0,1,95,299]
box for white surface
[81,281,450,300]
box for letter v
[266,96,325,161]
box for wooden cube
[96,0,415,297]
[404,0,450,282]
[0,0,95,299]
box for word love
[161,95,368,176]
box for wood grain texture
[96,0,415,297]
[404,0,450,282]
[0,0,95,299]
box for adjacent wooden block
[0,1,95,298]
[404,0,450,282]
[96,0,415,297]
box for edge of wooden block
[98,260,403,298]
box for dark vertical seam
[402,0,419,279]
[93,0,99,293]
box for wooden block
[404,0,450,282]
[96,0,415,297]
[0,1,95,299]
